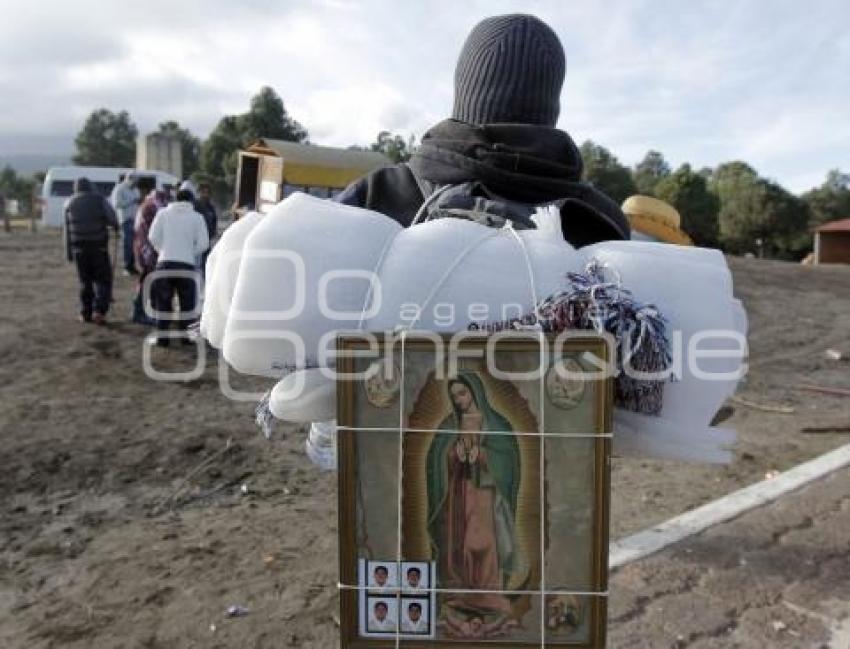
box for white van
[40,166,179,227]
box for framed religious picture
[337,332,612,648]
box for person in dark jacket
[64,177,119,323]
[195,182,218,275]
[337,14,629,248]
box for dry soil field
[1,229,849,648]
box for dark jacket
[337,119,629,247]
[195,199,218,241]
[65,178,118,251]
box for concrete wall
[136,133,182,178]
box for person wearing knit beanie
[336,14,629,246]
[452,14,566,127]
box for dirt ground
[1,229,848,648]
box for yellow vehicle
[235,138,390,214]
[622,195,693,245]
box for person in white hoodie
[148,187,209,346]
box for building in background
[813,218,850,264]
[137,133,182,179]
[235,139,389,214]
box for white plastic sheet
[200,194,748,463]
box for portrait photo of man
[367,598,397,633]
[401,599,430,635]
[367,561,397,590]
[406,566,422,588]
[401,562,429,591]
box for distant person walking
[130,189,168,325]
[64,177,119,324]
[148,188,209,347]
[110,173,140,275]
[195,182,218,275]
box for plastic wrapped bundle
[200,211,263,349]
[579,241,746,427]
[221,194,401,377]
[200,194,747,463]
[366,217,584,332]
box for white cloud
[0,0,846,192]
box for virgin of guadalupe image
[425,371,530,637]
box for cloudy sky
[0,0,847,192]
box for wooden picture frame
[337,332,612,648]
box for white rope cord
[403,228,503,331]
[337,426,611,438]
[505,223,543,324]
[356,228,401,330]
[538,334,547,648]
[358,188,495,332]
[409,183,453,226]
[394,331,406,649]
[338,583,609,597]
[499,218,549,647]
[587,261,623,333]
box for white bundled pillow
[200,211,263,349]
[221,193,401,377]
[366,218,584,332]
[579,242,746,430]
[202,194,748,463]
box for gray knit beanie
[452,14,566,127]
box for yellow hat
[622,195,692,245]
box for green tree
[712,162,808,258]
[73,108,137,166]
[655,163,720,247]
[157,120,202,178]
[369,131,415,163]
[711,161,758,190]
[801,169,850,229]
[760,181,810,258]
[238,86,308,143]
[697,166,713,181]
[199,87,308,194]
[633,150,671,196]
[579,140,637,204]
[0,166,37,214]
[711,161,758,253]
[198,116,242,195]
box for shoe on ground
[132,315,156,326]
[78,313,92,323]
[92,313,107,326]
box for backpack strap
[406,163,567,235]
[405,162,438,202]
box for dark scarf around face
[409,119,629,243]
